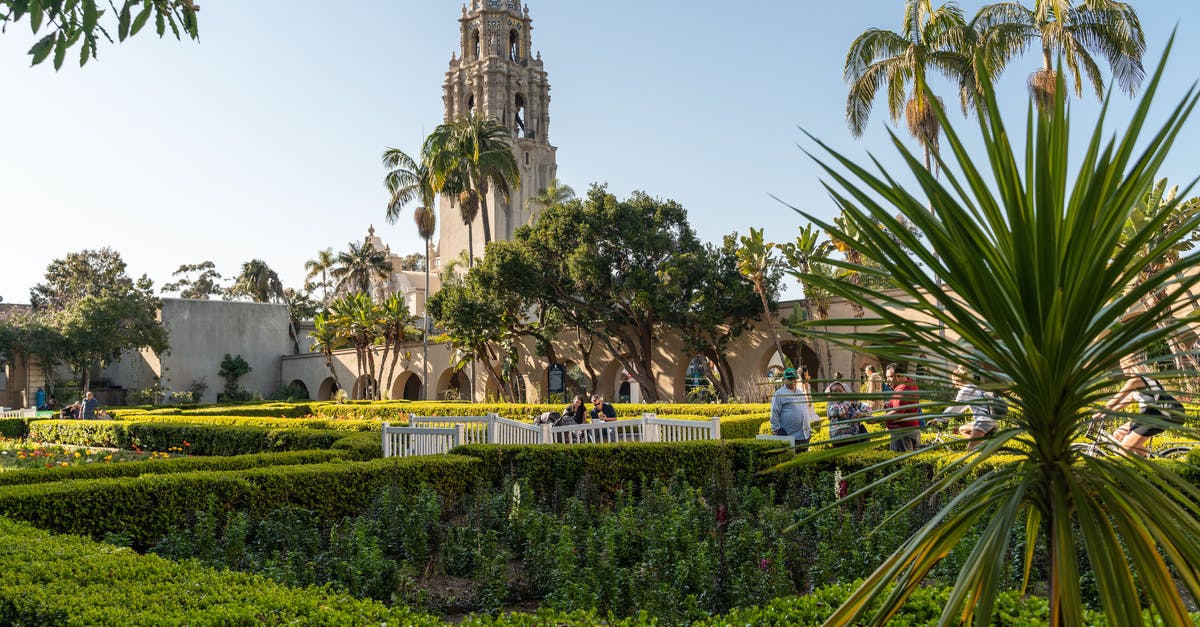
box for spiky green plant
[781,40,1200,626]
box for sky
[2,1,1199,304]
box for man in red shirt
[884,363,922,452]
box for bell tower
[436,1,558,267]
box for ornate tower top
[437,3,558,263]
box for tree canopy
[28,248,166,391]
[2,0,199,69]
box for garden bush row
[452,440,797,505]
[0,449,347,487]
[107,413,378,432]
[0,516,444,626]
[0,455,481,545]
[107,401,314,418]
[307,400,777,421]
[4,511,1124,626]
[26,420,357,456]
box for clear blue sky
[2,1,1198,303]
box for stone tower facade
[436,0,558,267]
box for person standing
[81,391,99,420]
[883,363,921,452]
[770,367,813,449]
[863,364,886,411]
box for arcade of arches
[280,300,883,403]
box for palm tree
[376,293,416,400]
[735,228,787,371]
[332,240,392,298]
[328,292,380,399]
[303,248,336,303]
[1117,180,1200,378]
[310,312,344,395]
[974,0,1144,109]
[424,111,521,257]
[785,48,1200,624]
[414,206,436,401]
[227,259,283,303]
[844,0,974,172]
[779,225,837,376]
[523,178,576,213]
[382,147,435,223]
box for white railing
[381,422,464,458]
[383,413,721,458]
[0,408,36,418]
[409,415,493,446]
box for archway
[317,377,339,401]
[437,369,471,401]
[389,372,423,401]
[351,374,377,400]
[484,370,528,403]
[403,374,422,401]
[514,93,527,137]
[682,355,717,403]
[286,379,310,400]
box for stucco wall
[105,299,291,403]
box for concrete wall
[105,299,291,403]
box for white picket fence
[382,413,721,458]
[0,408,35,418]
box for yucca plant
[780,39,1200,626]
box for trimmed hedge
[451,440,793,504]
[331,429,384,460]
[7,514,1117,627]
[0,455,483,545]
[26,420,364,456]
[110,413,380,431]
[110,401,314,418]
[0,418,29,439]
[0,516,443,626]
[308,400,777,421]
[691,581,1115,626]
[0,449,348,487]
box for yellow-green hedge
[0,516,443,625]
[0,455,482,545]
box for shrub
[0,449,348,487]
[28,419,130,448]
[0,418,29,439]
[451,440,792,507]
[0,517,442,625]
[0,455,483,545]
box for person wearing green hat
[770,367,813,448]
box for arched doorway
[437,369,471,401]
[352,375,377,400]
[403,374,421,401]
[285,379,310,400]
[317,377,339,401]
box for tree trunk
[379,337,395,400]
[759,290,787,368]
[478,176,493,246]
[576,330,600,393]
[324,352,343,398]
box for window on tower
[509,30,519,61]
[472,30,481,58]
[514,94,526,137]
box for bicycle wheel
[1157,446,1192,460]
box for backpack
[1137,376,1186,424]
[983,391,1008,419]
